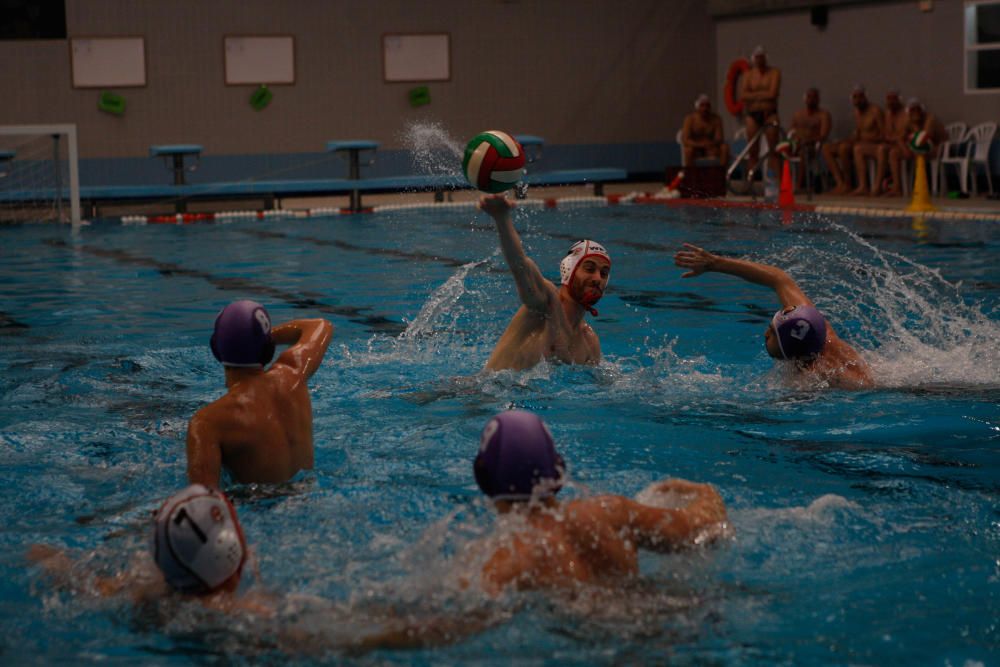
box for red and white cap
[559,240,611,287]
[152,484,247,594]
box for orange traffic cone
[778,160,795,208]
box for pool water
[1,204,998,664]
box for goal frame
[0,124,81,225]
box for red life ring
[724,58,750,117]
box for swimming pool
[1,203,998,664]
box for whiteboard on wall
[382,33,450,82]
[224,36,295,85]
[70,37,146,88]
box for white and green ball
[909,130,930,154]
[462,131,526,193]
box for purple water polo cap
[771,305,828,359]
[210,300,275,368]
[474,410,565,501]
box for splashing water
[400,121,465,177]
[400,258,489,341]
[764,218,1000,390]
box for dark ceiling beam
[708,0,902,19]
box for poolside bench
[513,135,626,196]
[523,168,627,196]
[149,145,202,186]
[327,140,380,211]
[2,135,629,217]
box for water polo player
[152,484,247,595]
[674,243,873,389]
[480,195,611,370]
[28,485,276,614]
[474,410,728,594]
[186,300,333,487]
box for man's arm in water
[27,544,154,600]
[271,318,334,379]
[481,195,555,314]
[612,479,728,551]
[345,608,510,653]
[674,243,812,309]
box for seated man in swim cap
[887,98,948,197]
[788,87,832,191]
[481,195,610,371]
[673,244,873,390]
[28,484,272,615]
[187,300,333,487]
[681,94,730,167]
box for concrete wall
[0,0,714,173]
[715,0,1000,140]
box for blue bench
[327,140,380,211]
[71,175,471,215]
[149,144,202,186]
[5,167,628,216]
[523,168,627,195]
[513,135,625,196]
[2,136,628,216]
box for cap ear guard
[210,331,221,363]
[259,338,275,366]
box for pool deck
[279,181,1000,220]
[90,179,1000,224]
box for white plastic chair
[934,122,967,195]
[967,122,996,195]
[941,122,996,195]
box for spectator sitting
[788,87,831,191]
[877,89,908,195]
[681,94,730,167]
[849,87,888,196]
[822,85,883,195]
[885,98,948,197]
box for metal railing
[726,124,817,201]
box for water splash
[400,121,465,177]
[337,257,497,376]
[767,218,1000,389]
[400,258,487,340]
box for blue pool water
[1,204,998,664]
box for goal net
[0,125,81,224]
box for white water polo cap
[153,484,247,594]
[559,240,611,287]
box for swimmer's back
[812,336,873,390]
[482,498,640,593]
[189,359,315,485]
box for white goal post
[0,124,81,225]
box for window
[966,0,1000,92]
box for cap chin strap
[571,285,600,316]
